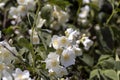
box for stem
[73,2,81,25]
[106,10,117,25]
[3,10,7,28]
[30,0,41,71]
[115,48,120,80]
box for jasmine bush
[0,0,120,80]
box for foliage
[0,0,120,80]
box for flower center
[19,0,25,3]
[63,53,69,61]
[61,38,67,44]
[51,60,57,67]
[53,40,58,46]
[0,64,5,71]
[18,74,23,79]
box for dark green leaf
[103,70,118,80]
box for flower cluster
[0,41,33,80]
[2,68,33,80]
[9,0,35,23]
[45,28,93,77]
[40,4,69,30]
[50,5,69,30]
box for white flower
[53,6,69,24]
[12,68,32,80]
[29,29,40,44]
[83,0,90,4]
[82,37,93,50]
[48,69,56,76]
[50,21,60,30]
[17,0,35,10]
[51,35,59,49]
[2,70,13,80]
[0,48,15,64]
[9,7,18,18]
[9,5,27,18]
[61,47,75,67]
[0,2,5,8]
[36,12,46,28]
[65,28,74,37]
[0,62,11,80]
[36,18,46,28]
[55,66,68,77]
[79,5,90,18]
[49,66,68,78]
[72,45,82,57]
[17,5,27,17]
[0,63,7,72]
[68,30,80,41]
[50,5,69,30]
[32,35,40,44]
[51,35,70,49]
[65,28,80,42]
[59,36,70,48]
[26,0,35,10]
[58,11,69,24]
[45,52,60,70]
[17,0,27,5]
[0,41,17,64]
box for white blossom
[32,35,40,44]
[61,47,75,67]
[17,0,27,5]
[51,35,70,49]
[0,41,17,64]
[12,68,32,80]
[65,28,74,37]
[45,52,60,70]
[50,5,69,30]
[49,66,68,78]
[9,7,18,18]
[2,70,13,80]
[36,12,46,28]
[29,29,40,44]
[17,5,27,17]
[53,6,69,24]
[83,0,90,4]
[72,45,82,57]
[26,0,35,10]
[82,37,93,50]
[68,30,80,41]
[0,2,5,8]
[55,66,68,77]
[79,5,90,18]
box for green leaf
[41,4,52,22]
[103,70,118,80]
[98,55,111,62]
[81,54,94,67]
[28,52,34,66]
[90,69,100,79]
[19,48,29,56]
[98,57,115,69]
[18,38,33,51]
[115,61,120,70]
[3,26,14,35]
[88,3,100,11]
[49,0,71,10]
